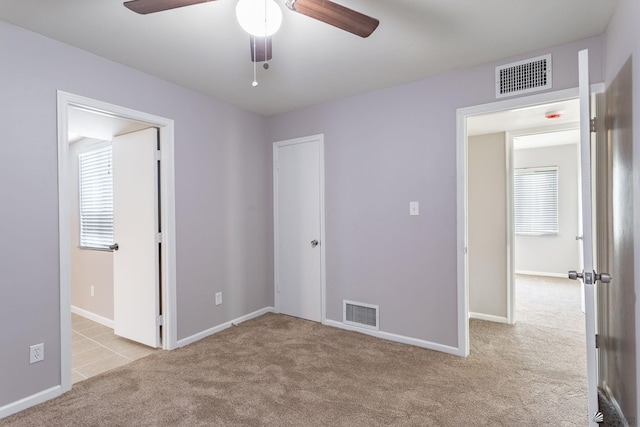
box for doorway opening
[57,91,177,393]
[464,97,588,398]
[456,86,588,354]
[458,72,607,421]
[467,98,583,325]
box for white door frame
[272,134,326,324]
[457,86,596,356]
[57,91,177,393]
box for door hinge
[154,150,161,161]
[464,247,468,255]
[156,315,163,326]
[156,232,163,243]
[590,118,597,133]
[595,334,601,349]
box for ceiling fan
[123,0,379,63]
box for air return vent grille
[496,54,552,98]
[343,300,379,330]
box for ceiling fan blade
[289,0,379,38]
[124,0,216,14]
[250,36,273,62]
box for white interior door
[274,135,324,322]
[112,127,160,348]
[575,48,599,426]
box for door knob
[568,270,583,280]
[569,270,611,284]
[311,239,319,248]
[109,243,119,251]
[595,272,611,283]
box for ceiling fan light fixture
[236,0,283,37]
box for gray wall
[267,36,604,346]
[514,143,581,276]
[0,20,272,408]
[603,0,640,418]
[468,133,507,319]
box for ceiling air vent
[496,54,552,98]
[344,300,379,331]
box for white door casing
[112,128,161,348]
[273,134,325,323]
[58,90,177,396]
[457,86,585,358]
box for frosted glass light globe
[236,0,283,37]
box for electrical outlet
[215,292,222,306]
[90,285,95,297]
[30,343,44,364]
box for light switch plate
[409,201,419,216]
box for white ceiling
[467,98,580,150]
[0,0,616,116]
[513,129,579,150]
[68,105,153,143]
[467,98,580,136]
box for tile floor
[72,313,157,384]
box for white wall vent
[343,300,379,331]
[495,54,552,98]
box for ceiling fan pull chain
[263,34,269,70]
[252,37,258,87]
[263,0,270,70]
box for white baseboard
[0,386,61,419]
[323,319,464,357]
[469,312,509,324]
[71,306,114,329]
[177,307,274,348]
[516,270,567,278]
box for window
[79,145,113,249]
[514,166,558,235]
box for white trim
[455,108,469,357]
[515,270,569,278]
[57,93,73,395]
[0,386,61,419]
[319,139,326,324]
[469,312,509,324]
[272,134,326,324]
[324,320,463,356]
[505,132,516,325]
[272,145,280,314]
[71,306,114,329]
[57,91,177,403]
[176,307,275,348]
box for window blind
[514,166,558,236]
[79,145,114,249]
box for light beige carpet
[2,276,586,426]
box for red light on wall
[545,111,563,120]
